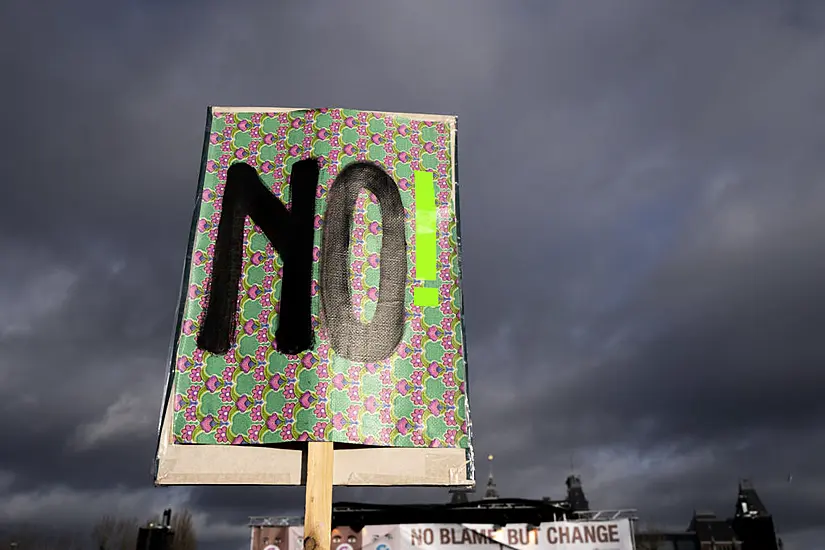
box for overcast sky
[2,0,825,548]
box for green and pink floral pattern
[171,108,469,448]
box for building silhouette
[448,487,471,505]
[565,475,590,513]
[731,479,780,550]
[442,466,781,550]
[483,455,499,500]
[250,456,782,550]
[688,511,742,549]
[136,509,174,550]
[635,478,780,550]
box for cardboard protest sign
[154,107,473,486]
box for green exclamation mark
[413,170,439,307]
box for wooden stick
[303,442,334,550]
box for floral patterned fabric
[171,108,469,448]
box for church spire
[484,454,499,499]
[565,474,590,512]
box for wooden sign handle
[304,442,334,550]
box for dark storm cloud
[0,252,169,492]
[2,0,825,548]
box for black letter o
[320,162,407,362]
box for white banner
[282,521,633,550]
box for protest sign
[252,522,634,550]
[155,107,473,487]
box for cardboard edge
[210,106,458,123]
[155,377,472,486]
[450,117,476,486]
[153,106,214,481]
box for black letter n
[196,160,319,355]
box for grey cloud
[2,0,825,548]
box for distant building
[731,479,780,550]
[565,475,590,513]
[248,458,781,550]
[689,511,742,549]
[448,487,472,505]
[482,454,499,500]
[136,509,174,550]
[635,479,780,550]
[483,470,499,500]
[451,459,591,514]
